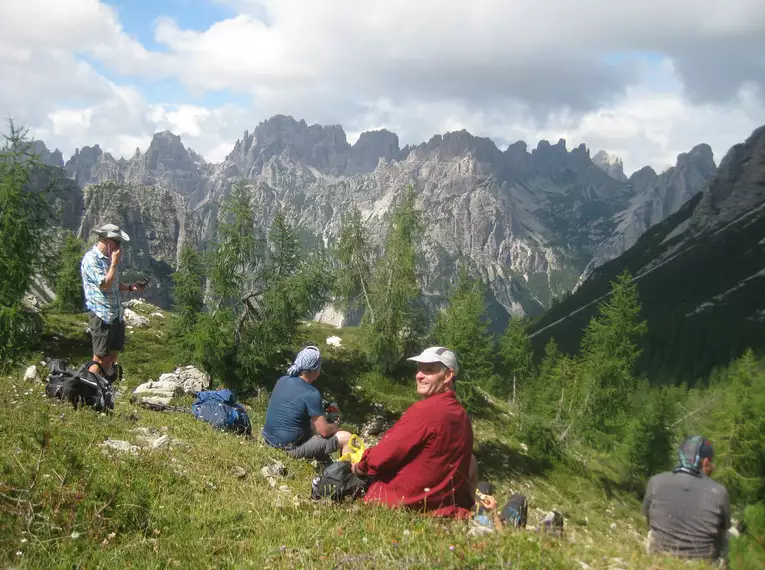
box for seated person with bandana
[642,435,731,568]
[262,346,352,460]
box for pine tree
[719,350,765,504]
[238,214,333,380]
[170,243,205,362]
[0,121,52,307]
[0,121,52,365]
[365,185,425,373]
[333,207,374,321]
[498,315,534,403]
[51,231,85,313]
[576,270,647,444]
[430,266,496,410]
[622,385,678,489]
[208,180,262,307]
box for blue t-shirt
[262,375,326,446]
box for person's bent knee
[336,430,352,447]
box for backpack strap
[80,360,108,379]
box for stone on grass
[123,308,149,328]
[23,365,39,383]
[100,439,141,454]
[131,366,210,404]
[231,466,247,479]
[261,461,287,479]
[325,336,343,348]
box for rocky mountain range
[34,115,720,321]
[530,124,765,381]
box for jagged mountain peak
[593,149,628,182]
[30,140,64,168]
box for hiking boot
[107,362,123,385]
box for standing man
[643,435,731,567]
[80,223,144,381]
[352,346,478,519]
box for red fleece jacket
[355,390,475,518]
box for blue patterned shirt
[80,245,122,323]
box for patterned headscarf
[674,435,714,476]
[287,345,322,377]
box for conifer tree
[365,185,425,373]
[576,270,647,444]
[715,350,765,504]
[333,206,374,321]
[238,213,333,379]
[0,121,52,364]
[208,180,262,308]
[430,266,496,410]
[52,231,85,313]
[622,385,678,489]
[170,243,205,361]
[499,315,534,402]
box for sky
[1,0,764,176]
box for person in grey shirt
[642,436,731,567]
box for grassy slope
[1,308,714,569]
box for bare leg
[89,354,110,376]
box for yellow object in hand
[338,434,366,464]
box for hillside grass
[0,308,731,569]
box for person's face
[415,362,454,397]
[104,238,120,255]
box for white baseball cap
[407,346,460,376]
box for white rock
[325,336,343,348]
[151,312,165,319]
[177,366,210,393]
[151,435,170,450]
[100,439,140,454]
[23,365,39,383]
[124,308,149,328]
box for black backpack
[45,359,116,412]
[500,493,529,528]
[311,461,369,502]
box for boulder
[23,365,39,383]
[178,366,210,393]
[124,308,149,328]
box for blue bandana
[287,346,322,377]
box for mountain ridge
[30,115,724,321]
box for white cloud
[0,0,764,177]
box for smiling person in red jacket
[352,346,478,519]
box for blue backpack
[191,389,252,435]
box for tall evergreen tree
[576,270,647,444]
[0,121,52,365]
[431,266,496,398]
[622,385,678,489]
[238,214,333,380]
[170,243,206,361]
[208,180,262,308]
[365,185,425,373]
[499,316,534,403]
[333,207,374,321]
[713,350,765,504]
[51,231,85,313]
